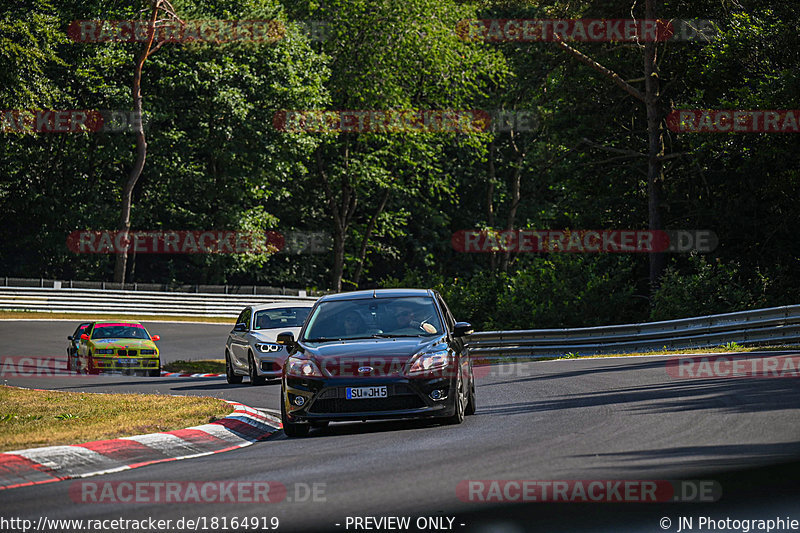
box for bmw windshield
[90,323,150,339]
[302,297,443,341]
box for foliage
[0,0,798,328]
[650,255,771,321]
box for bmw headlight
[140,349,156,355]
[94,349,115,355]
[408,349,450,375]
[255,343,282,353]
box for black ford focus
[277,289,475,437]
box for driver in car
[392,305,437,334]
[393,306,415,329]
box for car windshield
[303,296,443,341]
[253,307,311,330]
[91,323,150,339]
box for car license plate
[117,359,137,366]
[346,386,387,400]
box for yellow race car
[76,321,161,376]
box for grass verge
[0,310,233,323]
[162,359,226,374]
[0,386,234,452]
[473,344,800,366]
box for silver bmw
[225,303,313,385]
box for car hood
[298,336,446,377]
[250,327,302,343]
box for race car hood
[88,338,157,350]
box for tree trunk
[353,188,390,287]
[113,90,147,284]
[316,146,355,292]
[500,157,523,272]
[487,140,497,271]
[644,0,666,287]
[553,1,668,288]
[113,3,164,284]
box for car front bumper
[283,375,457,423]
[91,357,160,372]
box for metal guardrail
[1,284,798,355]
[0,276,326,296]
[467,305,800,359]
[0,287,318,318]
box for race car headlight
[140,349,156,355]
[408,349,450,375]
[286,356,323,378]
[94,349,114,355]
[255,343,282,353]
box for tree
[303,0,507,291]
[114,0,183,284]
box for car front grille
[308,384,425,414]
[117,349,137,356]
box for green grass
[472,344,800,366]
[0,386,233,451]
[162,359,227,374]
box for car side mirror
[67,335,73,340]
[453,322,473,337]
[80,333,89,340]
[233,323,247,332]
[151,335,160,341]
[276,331,295,348]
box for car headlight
[286,356,323,378]
[255,343,282,353]
[140,349,156,355]
[408,349,450,375]
[94,349,115,355]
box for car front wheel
[226,351,243,384]
[465,365,476,415]
[248,353,266,385]
[445,370,466,425]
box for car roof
[318,288,433,302]
[250,302,315,312]
[91,321,144,326]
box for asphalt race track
[0,320,234,363]
[2,321,800,532]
